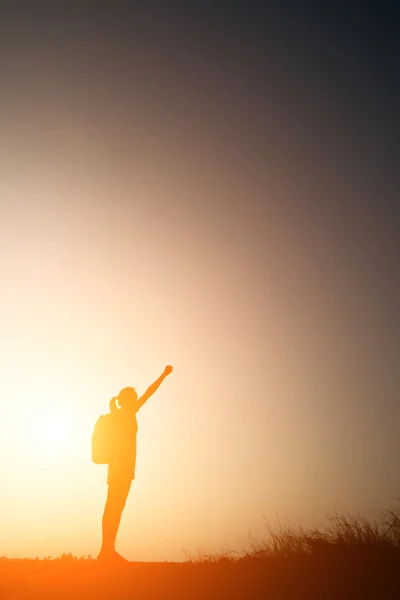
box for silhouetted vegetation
[183,506,400,563]
[1,507,399,598]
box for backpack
[92,398,119,464]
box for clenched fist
[164,365,173,376]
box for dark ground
[0,555,398,600]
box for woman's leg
[100,477,132,557]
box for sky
[0,1,399,561]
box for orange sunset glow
[0,2,399,598]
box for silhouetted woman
[98,365,173,562]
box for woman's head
[118,387,138,408]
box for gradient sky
[0,2,399,561]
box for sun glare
[32,413,71,451]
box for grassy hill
[1,508,400,599]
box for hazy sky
[0,2,399,561]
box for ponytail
[109,396,118,413]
